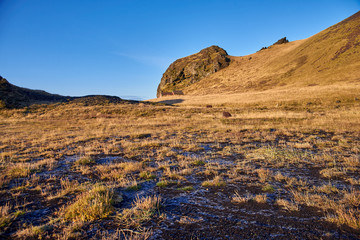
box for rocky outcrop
[258,37,289,52]
[157,46,231,97]
[273,37,289,45]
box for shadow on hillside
[157,99,184,105]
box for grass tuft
[202,176,226,187]
[75,156,96,166]
[117,195,161,227]
[63,184,114,222]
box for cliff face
[157,45,231,97]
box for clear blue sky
[0,1,359,100]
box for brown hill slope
[183,11,360,96]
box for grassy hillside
[178,11,360,97]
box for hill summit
[157,45,231,97]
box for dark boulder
[222,111,232,118]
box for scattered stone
[222,112,232,118]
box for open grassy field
[1,94,360,239]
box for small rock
[222,112,232,118]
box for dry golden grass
[256,168,272,183]
[15,224,49,239]
[0,203,11,229]
[254,194,268,204]
[0,84,359,237]
[202,176,226,187]
[327,208,360,230]
[232,191,250,203]
[101,228,152,240]
[117,195,161,228]
[276,199,299,211]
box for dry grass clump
[343,155,360,168]
[346,177,360,186]
[100,228,153,240]
[274,171,288,182]
[327,208,360,230]
[316,184,339,194]
[249,146,308,167]
[232,192,267,204]
[15,224,50,239]
[156,180,177,188]
[262,184,275,193]
[49,178,85,199]
[202,176,226,187]
[253,194,268,203]
[139,171,156,180]
[184,144,204,152]
[320,167,345,179]
[191,159,206,166]
[0,203,11,229]
[232,191,250,203]
[163,168,186,180]
[179,168,193,176]
[117,195,161,228]
[276,199,299,211]
[178,186,194,191]
[291,190,330,209]
[97,161,144,181]
[6,163,32,178]
[74,156,96,166]
[341,189,360,207]
[63,184,115,222]
[121,178,141,191]
[256,168,272,183]
[0,205,24,234]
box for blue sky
[0,1,359,100]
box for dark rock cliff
[157,46,231,97]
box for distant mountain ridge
[157,11,360,96]
[0,76,69,108]
[0,76,126,108]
